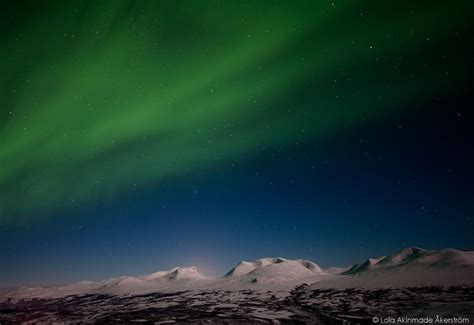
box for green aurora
[0,1,471,223]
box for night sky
[1,1,473,287]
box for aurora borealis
[1,1,473,286]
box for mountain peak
[378,247,430,267]
[166,266,206,280]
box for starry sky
[1,0,473,287]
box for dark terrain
[1,286,473,324]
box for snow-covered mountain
[140,266,207,281]
[311,247,474,289]
[90,266,209,295]
[216,257,325,290]
[2,247,473,299]
[0,266,211,299]
[344,247,474,274]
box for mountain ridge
[2,247,473,299]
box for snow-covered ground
[1,247,473,323]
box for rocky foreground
[1,285,473,324]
